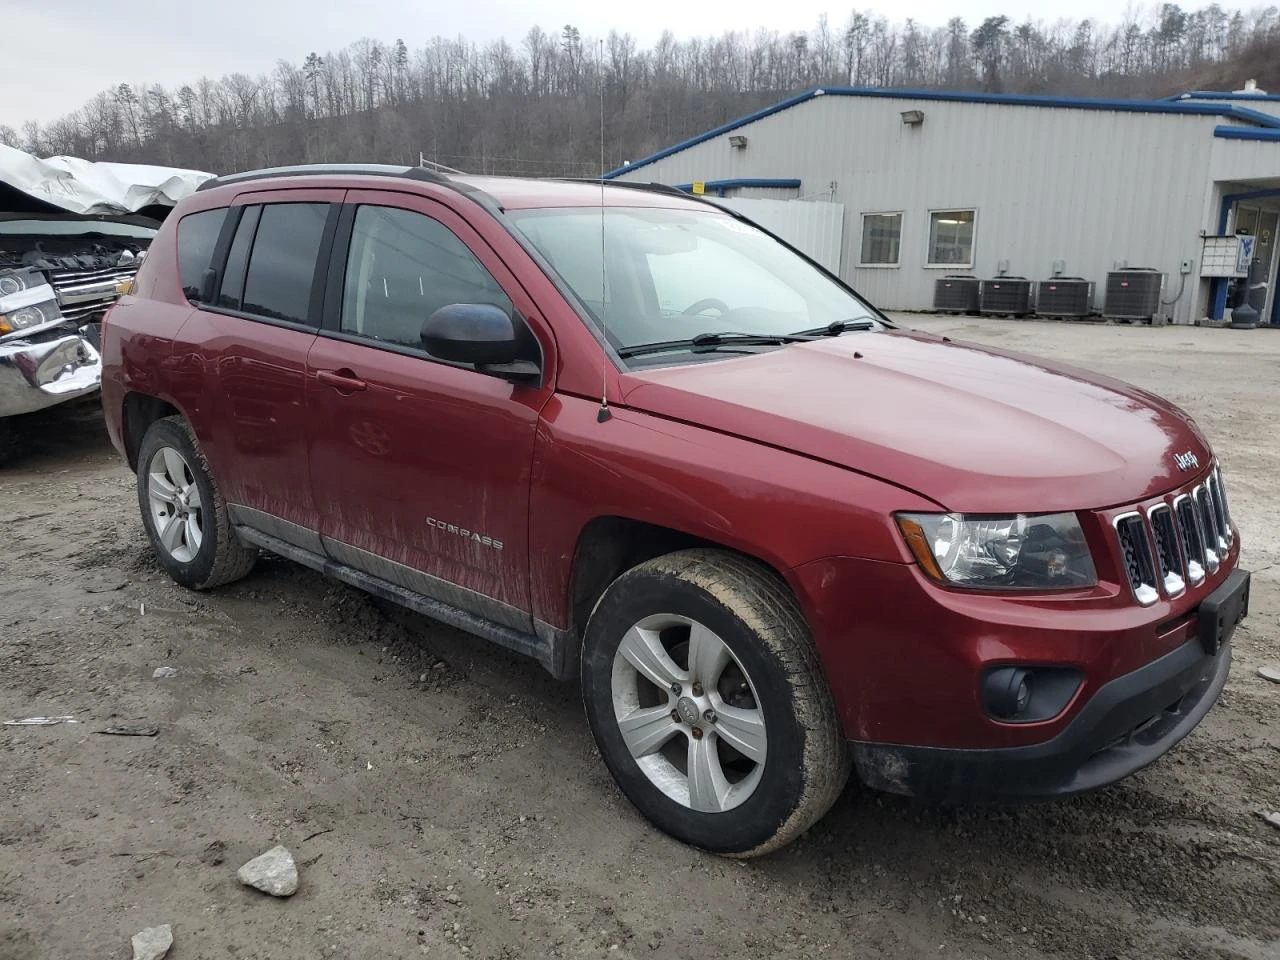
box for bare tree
[19,6,1279,176]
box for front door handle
[316,368,368,394]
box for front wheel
[581,549,848,856]
[136,416,256,589]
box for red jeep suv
[101,166,1249,856]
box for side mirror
[421,303,540,383]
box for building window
[927,210,976,267]
[859,212,902,266]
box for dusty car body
[99,167,1248,857]
[0,145,211,461]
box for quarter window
[341,205,511,350]
[859,212,901,266]
[927,210,976,266]
[177,208,228,301]
[240,203,329,324]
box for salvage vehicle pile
[0,145,210,463]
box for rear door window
[239,203,329,325]
[177,208,228,301]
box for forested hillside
[3,5,1278,177]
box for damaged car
[0,145,211,463]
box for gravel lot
[1,316,1277,960]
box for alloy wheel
[146,445,204,564]
[610,613,767,812]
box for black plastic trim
[232,525,575,680]
[320,203,356,333]
[307,203,343,329]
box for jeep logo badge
[1173,450,1200,472]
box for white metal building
[605,86,1280,326]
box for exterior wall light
[901,109,925,125]
[729,135,748,149]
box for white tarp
[0,144,214,216]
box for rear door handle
[316,368,367,394]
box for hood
[619,331,1211,513]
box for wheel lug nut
[691,682,704,697]
[703,709,717,724]
[670,710,681,723]
[669,682,681,695]
[690,726,703,740]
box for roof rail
[196,163,452,192]
[555,178,691,200]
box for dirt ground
[1,316,1278,960]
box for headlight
[896,512,1097,590]
[0,272,27,297]
[0,269,62,335]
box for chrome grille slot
[1208,469,1231,549]
[1147,505,1185,598]
[1194,485,1220,573]
[1114,513,1159,606]
[1173,495,1206,586]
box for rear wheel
[581,549,848,856]
[136,416,255,589]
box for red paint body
[101,173,1241,756]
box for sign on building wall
[1200,235,1251,278]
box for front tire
[136,416,255,589]
[581,549,848,857]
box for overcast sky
[7,0,1156,130]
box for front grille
[1112,467,1236,603]
[47,265,138,322]
[1114,513,1159,606]
[1147,505,1185,597]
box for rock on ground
[237,845,298,896]
[131,924,173,960]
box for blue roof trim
[1167,90,1280,103]
[1214,125,1280,141]
[672,178,801,197]
[606,86,1280,178]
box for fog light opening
[985,667,1033,720]
[982,665,1083,724]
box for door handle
[316,368,368,394]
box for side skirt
[233,525,576,680]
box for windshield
[508,206,882,359]
[0,218,157,239]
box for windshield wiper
[617,331,815,359]
[790,318,878,337]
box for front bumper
[0,322,101,418]
[851,568,1247,802]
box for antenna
[596,36,612,424]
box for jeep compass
[100,165,1248,856]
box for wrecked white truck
[0,146,211,463]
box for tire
[581,549,849,857]
[136,415,256,589]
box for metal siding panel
[617,96,1216,322]
[715,198,844,274]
